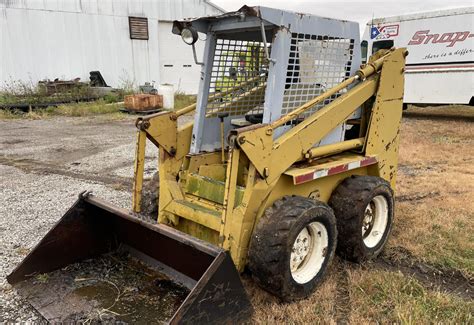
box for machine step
[165,199,222,231]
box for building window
[129,17,149,40]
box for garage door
[158,21,204,94]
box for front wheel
[248,196,337,301]
[329,175,394,262]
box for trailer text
[408,30,473,47]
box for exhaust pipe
[7,193,252,323]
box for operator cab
[173,6,362,153]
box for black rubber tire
[329,175,394,263]
[140,172,159,217]
[247,196,337,302]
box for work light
[181,27,198,45]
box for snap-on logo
[408,30,474,47]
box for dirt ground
[0,105,472,323]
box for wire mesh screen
[206,39,270,118]
[282,33,354,118]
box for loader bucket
[7,193,252,324]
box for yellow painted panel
[165,200,221,231]
[185,173,244,206]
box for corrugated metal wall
[0,0,223,93]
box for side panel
[405,71,473,104]
[267,169,369,206]
[171,253,253,324]
[264,15,362,141]
[365,49,406,189]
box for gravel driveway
[0,116,162,322]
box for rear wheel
[248,196,337,301]
[362,195,389,248]
[329,175,394,262]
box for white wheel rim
[290,222,328,284]
[362,195,389,248]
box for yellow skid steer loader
[8,6,407,323]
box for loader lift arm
[131,48,407,272]
[234,48,407,186]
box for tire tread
[329,175,394,262]
[248,196,337,301]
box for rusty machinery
[8,6,407,323]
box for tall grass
[0,93,198,120]
[49,101,123,117]
[174,92,196,110]
[0,78,97,106]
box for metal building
[0,0,224,94]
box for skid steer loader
[7,6,407,323]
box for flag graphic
[370,26,380,39]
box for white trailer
[361,8,474,105]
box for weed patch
[174,92,196,110]
[1,93,197,120]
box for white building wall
[158,21,206,93]
[0,0,223,93]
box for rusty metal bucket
[7,193,252,324]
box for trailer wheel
[329,175,393,262]
[248,196,337,301]
[140,172,159,217]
